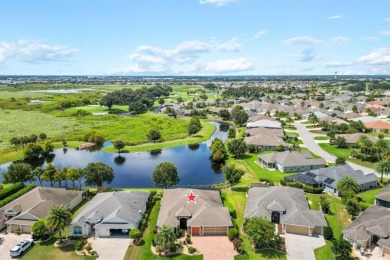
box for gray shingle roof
[343,206,390,241]
[338,133,378,144]
[157,189,232,228]
[2,187,83,225]
[244,187,327,228]
[258,151,326,168]
[375,185,390,203]
[72,191,150,229]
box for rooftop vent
[139,210,142,214]
[133,201,136,203]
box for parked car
[9,239,34,257]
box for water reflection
[219,123,230,132]
[188,143,200,151]
[114,155,126,166]
[149,149,162,156]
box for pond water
[0,122,230,188]
[28,89,95,94]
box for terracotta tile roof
[364,120,390,129]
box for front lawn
[21,238,95,260]
[314,136,329,141]
[357,187,383,205]
[319,143,376,169]
[124,198,202,260]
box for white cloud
[0,40,78,64]
[383,18,390,21]
[216,38,241,52]
[199,0,236,7]
[110,39,251,75]
[323,61,354,68]
[282,36,321,45]
[356,48,390,65]
[298,49,317,62]
[381,30,390,36]
[254,30,267,38]
[203,58,253,73]
[330,36,351,45]
[327,15,343,20]
[362,36,379,42]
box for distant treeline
[100,85,173,114]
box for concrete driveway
[88,237,131,260]
[191,236,237,260]
[0,233,32,260]
[285,233,325,260]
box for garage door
[203,227,227,235]
[286,225,309,235]
[22,225,32,233]
[192,227,200,236]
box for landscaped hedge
[0,184,37,208]
[303,185,323,194]
[282,181,323,194]
[259,178,275,186]
[0,183,25,200]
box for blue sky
[0,0,389,75]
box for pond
[0,122,230,188]
[28,89,95,94]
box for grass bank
[103,120,216,153]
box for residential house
[350,116,379,123]
[70,191,150,238]
[157,189,232,236]
[337,133,378,147]
[375,185,390,208]
[245,127,287,151]
[364,121,390,133]
[0,187,83,233]
[258,150,326,173]
[244,186,327,236]
[285,164,378,196]
[343,205,390,257]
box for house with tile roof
[157,189,232,236]
[343,205,390,257]
[285,164,377,196]
[258,150,326,173]
[244,186,327,236]
[337,133,378,147]
[364,121,390,132]
[0,187,83,233]
[245,127,288,151]
[70,191,150,237]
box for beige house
[244,186,327,236]
[0,187,83,233]
[157,189,232,236]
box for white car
[9,239,34,257]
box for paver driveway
[191,236,237,260]
[0,233,32,260]
[285,233,325,260]
[88,237,131,260]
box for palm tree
[32,167,44,186]
[45,205,72,243]
[376,160,390,183]
[286,116,294,128]
[154,225,176,253]
[336,176,360,197]
[309,113,319,126]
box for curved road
[294,121,378,176]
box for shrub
[74,240,84,251]
[177,229,183,237]
[96,186,108,193]
[259,178,275,186]
[15,227,22,235]
[280,180,286,186]
[85,244,92,251]
[188,246,197,254]
[303,185,313,193]
[129,228,141,239]
[323,227,333,240]
[228,228,239,241]
[90,251,97,256]
[170,245,177,253]
[185,236,191,244]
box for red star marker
[186,190,198,203]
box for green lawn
[314,241,335,260]
[21,238,95,260]
[103,120,215,153]
[319,143,376,169]
[124,198,202,260]
[314,136,329,140]
[310,130,328,135]
[357,187,383,205]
